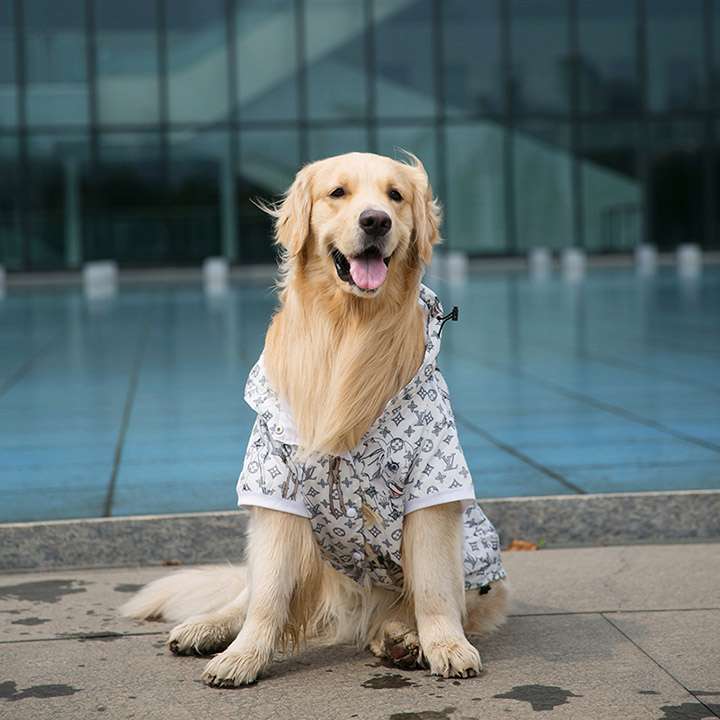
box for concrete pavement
[1,543,719,719]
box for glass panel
[577,0,639,114]
[510,0,570,115]
[27,133,89,269]
[714,5,720,108]
[86,132,166,264]
[166,129,227,260]
[166,0,229,123]
[513,122,573,250]
[95,0,160,125]
[305,0,367,120]
[445,123,506,253]
[374,0,435,119]
[377,125,437,184]
[580,123,641,251]
[25,0,88,127]
[647,0,705,112]
[0,135,22,268]
[308,127,369,160]
[443,0,503,116]
[0,2,17,127]
[238,130,301,263]
[648,121,704,249]
[236,0,298,121]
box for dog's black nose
[358,209,392,237]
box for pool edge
[2,489,718,572]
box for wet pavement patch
[657,702,720,720]
[493,684,582,711]
[10,617,50,626]
[113,584,143,594]
[388,707,456,720]
[55,631,125,642]
[362,673,419,689]
[638,690,660,695]
[0,680,82,702]
[0,579,89,604]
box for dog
[121,152,508,687]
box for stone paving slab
[608,610,720,694]
[2,544,719,643]
[0,615,707,720]
[507,543,720,615]
[1,544,719,719]
[0,567,175,642]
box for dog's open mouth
[331,247,391,292]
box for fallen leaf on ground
[506,539,538,551]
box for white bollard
[528,247,552,278]
[444,251,468,282]
[634,244,657,275]
[83,260,118,299]
[428,252,446,279]
[0,265,5,298]
[561,247,586,282]
[203,257,229,295]
[676,243,702,278]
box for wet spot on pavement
[493,685,582,711]
[388,707,456,720]
[55,631,124,642]
[657,702,720,720]
[10,617,50,626]
[114,584,143,594]
[362,673,418,689]
[0,681,82,702]
[639,690,660,695]
[0,579,89,604]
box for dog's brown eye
[329,187,345,198]
[388,189,403,202]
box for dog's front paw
[421,636,482,679]
[201,646,271,687]
[167,619,235,657]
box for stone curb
[1,490,718,571]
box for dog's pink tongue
[349,255,388,290]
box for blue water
[1,267,719,523]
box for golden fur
[122,153,507,687]
[263,152,440,455]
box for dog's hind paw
[370,624,425,670]
[167,619,235,657]
[422,636,482,679]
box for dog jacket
[236,284,506,592]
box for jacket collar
[245,283,445,447]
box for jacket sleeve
[403,370,477,514]
[236,416,311,518]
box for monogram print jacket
[236,284,506,592]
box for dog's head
[270,152,441,298]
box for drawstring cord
[439,305,459,336]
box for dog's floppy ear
[274,163,315,257]
[407,154,441,266]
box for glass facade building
[1,0,718,270]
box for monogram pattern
[236,284,506,591]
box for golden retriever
[122,152,508,686]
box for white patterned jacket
[236,284,506,591]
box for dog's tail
[120,566,247,623]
